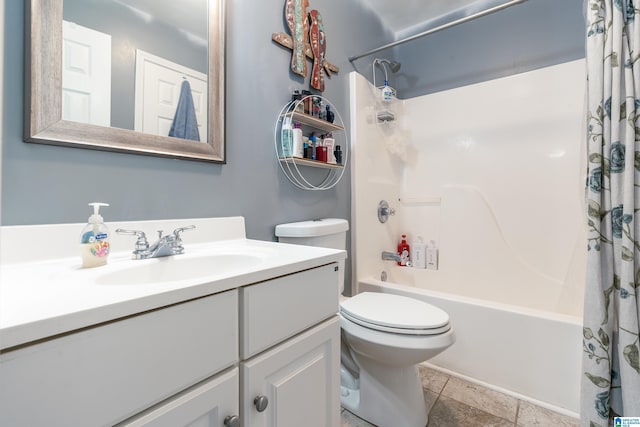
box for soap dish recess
[377,110,396,122]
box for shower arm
[348,0,528,63]
[372,59,389,88]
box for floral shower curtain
[583,0,640,425]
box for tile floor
[341,365,580,427]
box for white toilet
[276,218,455,427]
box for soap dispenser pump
[80,202,110,268]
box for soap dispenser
[80,202,110,268]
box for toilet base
[340,356,428,427]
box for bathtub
[357,277,582,417]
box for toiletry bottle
[312,96,321,117]
[334,145,343,164]
[281,117,293,157]
[411,236,427,269]
[303,137,312,159]
[80,202,110,268]
[292,90,304,113]
[317,143,327,162]
[426,240,439,270]
[324,134,336,164]
[310,133,317,160]
[302,90,313,114]
[292,122,304,158]
[397,234,410,266]
[381,80,393,102]
[325,105,335,123]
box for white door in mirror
[134,50,208,139]
[62,21,111,126]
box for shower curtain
[583,0,640,425]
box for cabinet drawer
[0,290,238,427]
[118,367,239,427]
[240,263,338,359]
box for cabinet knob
[224,415,240,427]
[254,395,269,412]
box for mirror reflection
[62,0,208,142]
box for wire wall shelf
[274,96,348,191]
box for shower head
[372,58,401,89]
[386,60,402,73]
[375,58,401,73]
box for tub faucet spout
[381,251,401,262]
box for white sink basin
[95,253,264,285]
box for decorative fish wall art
[272,0,339,91]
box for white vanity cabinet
[121,263,341,427]
[239,264,340,427]
[0,261,341,427]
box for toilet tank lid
[275,218,349,237]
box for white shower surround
[349,59,586,415]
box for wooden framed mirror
[25,0,226,163]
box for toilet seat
[340,292,450,336]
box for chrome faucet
[381,251,401,262]
[116,225,196,260]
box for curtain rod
[348,0,528,63]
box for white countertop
[0,217,346,351]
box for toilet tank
[275,218,349,294]
[275,218,348,249]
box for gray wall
[1,0,390,239]
[351,0,585,99]
[63,0,208,130]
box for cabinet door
[241,317,340,427]
[118,367,239,427]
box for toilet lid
[340,292,450,334]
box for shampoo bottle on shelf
[411,236,427,269]
[80,202,110,268]
[310,133,317,160]
[426,240,439,270]
[381,80,393,102]
[324,134,336,164]
[292,123,304,158]
[397,234,410,266]
[281,117,293,157]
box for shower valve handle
[378,200,395,223]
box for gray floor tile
[517,400,579,427]
[419,364,450,394]
[427,395,514,427]
[341,408,377,427]
[441,376,519,422]
[424,389,439,415]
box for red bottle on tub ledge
[397,234,410,266]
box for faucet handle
[173,225,196,240]
[116,229,150,256]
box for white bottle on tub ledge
[426,240,438,271]
[411,236,427,269]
